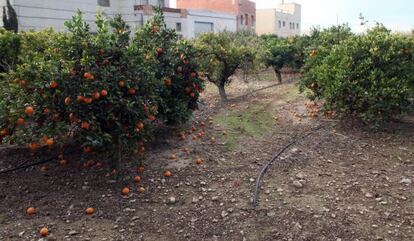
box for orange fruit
[40,165,48,172]
[83,97,93,104]
[28,142,39,151]
[92,92,100,100]
[156,47,163,55]
[121,187,130,196]
[101,89,108,97]
[16,117,25,126]
[118,80,126,88]
[25,106,34,116]
[83,146,92,153]
[59,159,68,166]
[81,121,90,130]
[77,96,84,102]
[148,115,156,121]
[64,97,72,105]
[164,171,172,177]
[45,138,54,146]
[26,207,36,215]
[39,227,49,237]
[133,176,142,183]
[49,81,58,89]
[136,121,144,130]
[83,72,94,81]
[196,158,204,165]
[85,207,94,215]
[128,88,136,95]
[164,78,172,86]
[138,187,145,193]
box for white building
[0,0,236,38]
[256,1,301,37]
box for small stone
[192,197,198,203]
[168,197,176,204]
[267,211,276,217]
[292,180,303,188]
[131,216,139,221]
[18,231,25,237]
[249,178,255,183]
[296,172,305,179]
[265,190,271,194]
[212,218,218,223]
[221,211,228,218]
[212,196,219,201]
[400,178,412,185]
[365,192,374,198]
[123,208,136,212]
[81,186,89,191]
[68,230,79,236]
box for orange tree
[0,10,204,166]
[300,25,414,123]
[260,35,299,83]
[133,9,204,123]
[299,24,353,98]
[195,31,255,101]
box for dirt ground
[1,75,414,241]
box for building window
[251,15,255,26]
[194,21,214,37]
[240,15,244,25]
[278,21,281,28]
[245,14,248,25]
[297,23,299,29]
[283,21,285,27]
[176,22,182,32]
[97,0,110,7]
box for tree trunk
[218,84,227,101]
[274,68,282,84]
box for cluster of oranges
[305,101,320,118]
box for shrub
[195,31,255,100]
[0,10,203,166]
[301,25,414,123]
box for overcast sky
[170,0,414,33]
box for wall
[255,9,276,35]
[177,0,255,31]
[0,0,169,31]
[176,0,237,14]
[185,9,236,38]
[256,2,301,37]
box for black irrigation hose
[0,155,59,175]
[252,124,328,209]
[0,146,78,175]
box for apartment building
[256,1,301,37]
[176,0,256,31]
[0,0,236,38]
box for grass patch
[214,103,275,149]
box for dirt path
[1,79,413,241]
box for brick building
[176,0,256,31]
